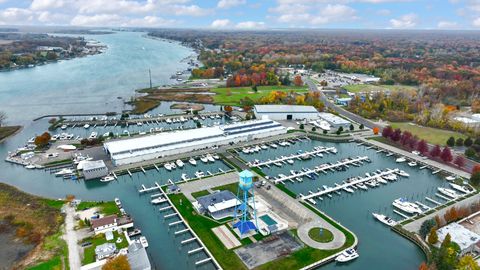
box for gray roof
[254,105,318,113]
[82,160,107,171]
[127,242,151,270]
[318,112,350,125]
[196,190,236,210]
[95,243,116,257]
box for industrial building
[318,112,351,129]
[194,190,240,220]
[104,119,287,166]
[253,105,319,120]
[435,222,480,255]
[82,160,109,180]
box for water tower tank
[239,170,254,191]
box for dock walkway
[251,147,336,168]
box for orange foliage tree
[373,127,380,135]
[102,255,131,270]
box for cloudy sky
[0,0,479,29]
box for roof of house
[91,215,117,229]
[95,243,117,257]
[127,242,151,270]
[197,190,239,213]
[254,105,318,113]
[436,223,480,251]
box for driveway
[63,205,81,270]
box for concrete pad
[211,225,241,249]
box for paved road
[63,205,81,270]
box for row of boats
[163,154,219,171]
[395,156,418,167]
[241,137,309,155]
[249,146,338,167]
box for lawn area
[0,125,21,142]
[308,228,334,243]
[81,231,128,265]
[191,190,211,198]
[212,182,242,195]
[390,122,468,146]
[28,230,69,270]
[76,201,120,216]
[168,193,247,270]
[343,84,417,93]
[212,85,308,106]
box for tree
[428,227,438,244]
[470,167,480,186]
[455,138,464,147]
[465,147,476,158]
[312,127,316,132]
[457,255,480,270]
[359,124,364,130]
[299,124,304,130]
[252,85,258,93]
[420,218,437,238]
[390,128,402,142]
[382,126,393,138]
[293,75,303,86]
[440,147,453,163]
[196,121,202,128]
[446,136,455,147]
[453,156,465,168]
[224,105,233,116]
[418,262,428,270]
[323,130,327,134]
[417,140,429,155]
[102,255,131,270]
[430,145,442,157]
[349,124,354,131]
[34,132,51,147]
[336,129,341,135]
[475,138,480,146]
[0,111,6,127]
[338,126,344,133]
[372,126,379,135]
[464,137,473,147]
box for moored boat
[372,213,397,226]
[335,248,359,263]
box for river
[0,31,424,270]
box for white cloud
[127,16,176,27]
[217,0,246,9]
[473,17,480,27]
[30,0,65,11]
[37,11,70,24]
[171,5,212,16]
[390,13,418,28]
[0,8,34,25]
[235,21,265,29]
[437,20,458,29]
[211,19,232,28]
[70,14,123,26]
[273,3,356,25]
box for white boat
[88,132,98,139]
[100,175,115,182]
[166,118,172,124]
[242,148,250,154]
[376,177,388,184]
[176,159,184,168]
[137,122,143,126]
[128,229,141,237]
[139,236,148,248]
[164,163,172,171]
[438,187,458,199]
[181,173,189,181]
[83,124,90,129]
[189,158,197,166]
[260,145,268,150]
[372,213,397,226]
[151,197,166,204]
[270,143,278,149]
[213,154,220,160]
[55,168,73,176]
[335,248,359,263]
[356,183,368,190]
[274,162,283,167]
[61,124,67,130]
[114,198,122,206]
[396,170,410,177]
[195,171,205,178]
[343,187,354,193]
[286,159,294,165]
[396,157,406,163]
[449,183,471,194]
[206,154,215,162]
[408,161,417,167]
[307,198,317,205]
[200,156,208,163]
[170,162,177,169]
[392,198,422,214]
[445,175,456,181]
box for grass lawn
[129,99,161,114]
[191,190,211,198]
[0,125,21,142]
[81,231,128,265]
[168,193,247,270]
[212,182,242,195]
[343,84,417,93]
[308,228,334,243]
[212,85,308,106]
[28,229,69,270]
[76,201,120,216]
[389,122,468,146]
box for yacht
[408,161,417,167]
[139,236,149,248]
[437,187,458,199]
[307,198,317,205]
[181,173,189,181]
[396,170,410,177]
[100,175,115,182]
[213,154,220,160]
[137,122,143,126]
[128,229,141,237]
[449,183,471,194]
[189,158,197,166]
[260,145,268,150]
[445,175,456,181]
[55,168,73,176]
[376,177,388,184]
[206,154,215,162]
[269,143,278,149]
[335,248,359,263]
[60,124,67,130]
[83,124,90,129]
[114,198,122,207]
[274,162,283,167]
[286,159,294,165]
[392,198,422,214]
[88,132,98,139]
[176,159,184,168]
[151,197,166,204]
[242,148,250,154]
[170,162,177,169]
[396,157,406,163]
[195,171,205,178]
[164,163,172,171]
[356,183,368,190]
[166,118,172,124]
[200,156,208,163]
[372,213,397,226]
[342,187,354,193]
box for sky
[0,0,480,30]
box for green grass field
[212,85,308,106]
[76,201,121,216]
[389,122,467,146]
[308,228,334,243]
[343,84,417,93]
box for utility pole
[149,69,152,89]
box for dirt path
[63,205,81,270]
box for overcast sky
[0,0,479,30]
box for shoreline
[0,125,23,143]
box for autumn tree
[428,227,438,244]
[418,262,428,270]
[417,140,429,155]
[293,75,303,86]
[34,132,51,147]
[470,165,480,186]
[457,255,480,270]
[372,126,379,135]
[440,147,453,163]
[382,126,393,138]
[102,255,131,270]
[453,156,465,168]
[224,105,233,116]
[430,145,442,157]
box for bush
[455,138,464,147]
[311,127,316,132]
[464,137,473,147]
[359,124,364,130]
[299,124,304,130]
[349,124,354,131]
[446,136,455,147]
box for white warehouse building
[253,105,319,120]
[104,119,287,166]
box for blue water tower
[233,170,259,237]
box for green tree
[464,137,473,147]
[299,124,304,130]
[359,124,364,130]
[447,136,455,147]
[428,227,438,244]
[419,218,437,238]
[349,124,354,131]
[252,85,258,93]
[457,255,480,270]
[323,130,328,134]
[311,127,316,132]
[470,171,480,186]
[456,138,464,147]
[196,121,202,128]
[465,147,476,158]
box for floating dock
[251,147,336,168]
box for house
[194,190,241,220]
[95,243,117,260]
[435,223,480,255]
[91,215,117,235]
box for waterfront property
[91,214,133,235]
[318,112,351,129]
[82,160,109,180]
[435,222,480,255]
[253,105,319,120]
[104,119,287,166]
[193,190,240,220]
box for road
[63,205,81,270]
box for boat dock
[138,182,161,193]
[300,168,399,200]
[251,147,337,168]
[273,156,370,184]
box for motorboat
[242,148,250,154]
[269,143,278,149]
[195,171,205,178]
[376,177,388,184]
[151,197,166,204]
[100,175,115,182]
[396,157,406,163]
[61,124,67,130]
[274,162,283,167]
[200,156,208,163]
[189,158,197,166]
[372,213,397,226]
[260,145,268,150]
[83,124,90,129]
[137,122,143,126]
[408,161,417,167]
[170,162,177,169]
[114,198,122,207]
[445,175,456,181]
[330,148,338,154]
[437,187,458,199]
[286,159,294,165]
[396,170,410,177]
[392,198,422,214]
[181,173,189,181]
[206,154,215,162]
[356,183,368,190]
[307,198,317,205]
[176,159,184,168]
[335,248,359,263]
[343,187,354,193]
[164,163,172,171]
[139,236,149,248]
[128,229,141,237]
[55,168,73,176]
[25,164,36,169]
[449,183,471,194]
